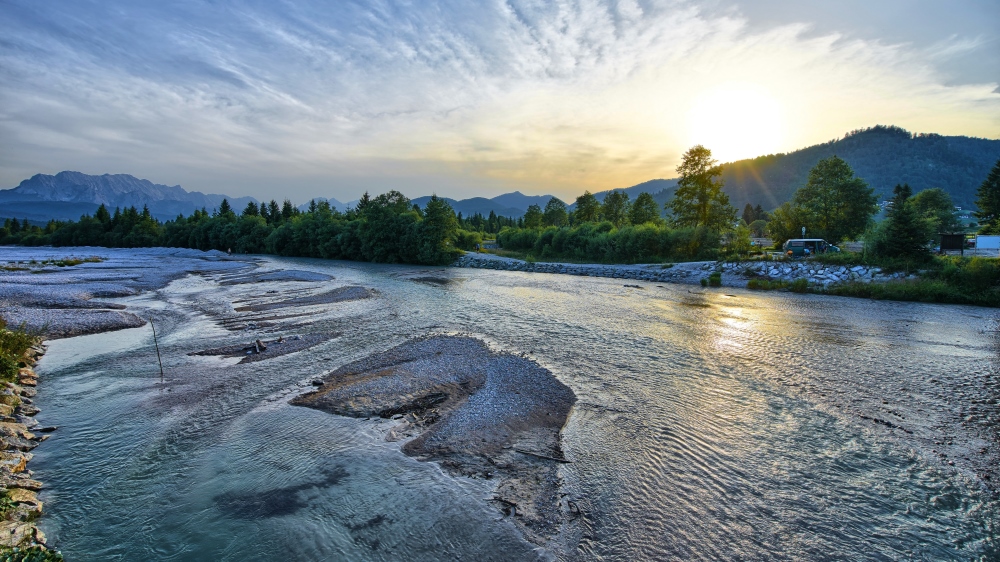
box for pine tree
[882,184,930,259]
[974,159,1000,234]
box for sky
[1,0,998,203]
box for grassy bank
[760,252,1000,307]
[0,320,37,383]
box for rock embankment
[453,254,709,283]
[722,260,916,286]
[454,253,916,289]
[0,343,54,551]
[292,335,577,548]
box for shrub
[0,546,65,562]
[707,271,722,287]
[789,278,809,293]
[0,319,35,383]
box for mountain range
[0,171,258,223]
[3,126,998,224]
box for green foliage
[453,229,482,251]
[789,278,809,293]
[792,155,877,242]
[721,125,1000,210]
[629,192,662,226]
[523,204,543,229]
[668,145,737,231]
[543,197,568,227]
[724,223,752,259]
[867,184,933,261]
[573,191,601,223]
[747,278,791,291]
[810,253,1000,307]
[0,319,36,383]
[496,223,719,264]
[748,219,768,237]
[0,546,65,562]
[5,191,467,266]
[975,159,1000,234]
[707,271,722,287]
[700,278,708,287]
[601,191,631,228]
[910,187,962,237]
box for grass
[819,279,1000,307]
[747,278,810,293]
[0,319,37,383]
[1,257,103,272]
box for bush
[747,279,790,291]
[707,272,722,287]
[0,319,35,383]
[0,546,65,562]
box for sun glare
[686,84,786,163]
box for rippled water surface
[25,251,1000,560]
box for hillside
[593,126,1000,212]
[0,171,257,222]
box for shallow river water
[25,251,1000,561]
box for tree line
[0,191,470,265]
[3,152,997,267]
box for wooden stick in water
[150,317,164,382]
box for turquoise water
[29,253,999,560]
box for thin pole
[150,317,164,382]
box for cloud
[0,0,997,202]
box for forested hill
[720,126,999,210]
[596,126,1000,212]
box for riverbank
[0,338,55,556]
[453,252,1000,306]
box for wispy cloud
[0,0,997,201]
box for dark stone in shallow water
[213,466,349,519]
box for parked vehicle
[782,238,840,257]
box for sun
[686,84,786,163]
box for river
[25,251,999,560]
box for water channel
[25,251,1000,560]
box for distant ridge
[0,171,257,222]
[593,126,1000,211]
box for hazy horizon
[2,0,998,203]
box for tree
[629,192,661,225]
[543,197,568,227]
[742,203,756,225]
[878,183,931,259]
[793,156,876,242]
[95,204,112,225]
[419,195,459,264]
[766,202,808,246]
[267,200,281,224]
[974,159,1000,234]
[910,188,961,238]
[242,202,259,217]
[573,191,601,223]
[523,204,543,228]
[601,191,630,227]
[668,145,736,230]
[281,199,296,221]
